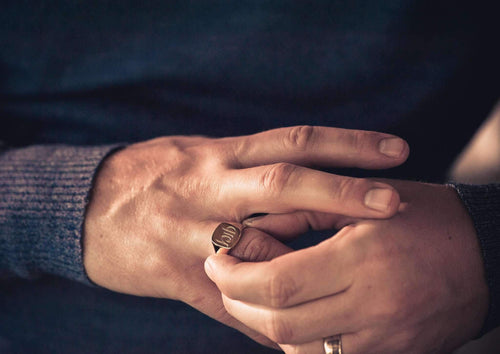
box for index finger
[224,126,409,169]
[205,229,353,308]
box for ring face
[212,223,241,251]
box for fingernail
[364,188,394,212]
[379,138,405,158]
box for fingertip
[205,253,242,280]
[204,255,217,280]
[398,138,410,163]
[387,186,401,216]
[378,137,409,160]
[204,253,226,277]
[403,139,410,158]
[364,184,400,217]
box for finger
[279,332,366,354]
[205,229,353,308]
[221,291,360,344]
[244,212,355,241]
[227,226,294,261]
[224,126,409,169]
[224,165,400,218]
[243,213,314,241]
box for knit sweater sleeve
[453,183,500,335]
[0,144,121,284]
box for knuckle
[342,129,371,158]
[260,163,297,196]
[195,143,226,167]
[266,266,298,308]
[284,125,315,151]
[331,177,359,202]
[341,225,372,266]
[265,312,295,344]
[352,226,386,258]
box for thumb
[204,228,292,300]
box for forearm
[0,143,121,283]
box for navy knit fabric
[1,1,500,352]
[454,184,500,335]
[0,145,120,283]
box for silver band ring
[324,334,342,354]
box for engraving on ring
[212,223,241,249]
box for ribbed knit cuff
[0,144,122,284]
[452,183,500,335]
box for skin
[83,125,408,347]
[205,181,489,353]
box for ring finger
[279,331,370,354]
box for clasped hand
[206,181,489,353]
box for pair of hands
[83,126,488,353]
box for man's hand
[206,181,489,353]
[83,126,408,347]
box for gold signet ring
[212,223,242,252]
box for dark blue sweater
[1,1,500,352]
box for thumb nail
[364,188,394,212]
